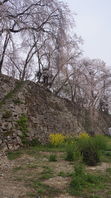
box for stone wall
[0,75,82,150]
[0,74,110,150]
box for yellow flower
[79,132,89,139]
[49,133,65,146]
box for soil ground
[0,148,111,198]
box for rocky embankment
[0,74,82,150]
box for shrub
[65,149,74,161]
[17,114,28,134]
[78,136,100,166]
[49,133,65,146]
[65,143,75,161]
[78,135,108,166]
[74,163,85,176]
[65,141,81,162]
[94,135,107,151]
[17,114,29,144]
[49,154,57,162]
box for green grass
[49,154,57,162]
[106,168,111,173]
[7,135,111,161]
[39,166,54,180]
[28,179,61,197]
[7,150,22,160]
[13,166,24,172]
[69,173,109,197]
[101,150,111,162]
[89,195,101,198]
[26,163,38,169]
[69,163,111,198]
[58,171,72,177]
[6,145,65,161]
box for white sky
[63,0,111,66]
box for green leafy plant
[40,166,54,180]
[17,114,28,133]
[65,146,74,161]
[77,135,107,166]
[78,136,100,166]
[49,154,57,162]
[94,135,107,150]
[65,141,81,162]
[69,163,105,195]
[17,114,29,144]
[7,151,22,160]
[70,163,85,192]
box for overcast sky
[63,0,111,66]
